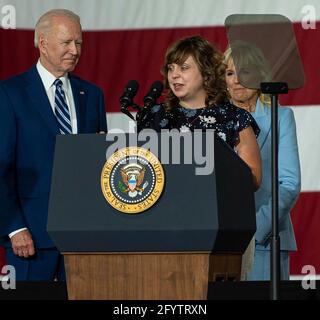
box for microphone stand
[121,103,141,121]
[135,103,152,123]
[260,82,288,301]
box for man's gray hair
[34,9,81,48]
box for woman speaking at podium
[137,35,262,190]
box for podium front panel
[48,133,255,253]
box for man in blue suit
[0,9,107,280]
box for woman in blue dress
[137,35,262,190]
[224,43,301,280]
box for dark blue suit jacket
[0,65,107,248]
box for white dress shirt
[36,60,78,133]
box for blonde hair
[224,42,271,106]
[34,9,81,48]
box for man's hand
[11,230,35,258]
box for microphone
[120,80,139,120]
[136,81,163,124]
[143,81,164,109]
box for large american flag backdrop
[0,0,320,276]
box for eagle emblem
[101,147,165,214]
[119,163,149,198]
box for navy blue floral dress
[137,101,260,149]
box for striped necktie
[53,79,72,134]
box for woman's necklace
[187,109,206,127]
[180,106,207,128]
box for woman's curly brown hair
[161,35,228,111]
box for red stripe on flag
[1,22,320,111]
[290,192,320,275]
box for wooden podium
[63,253,241,300]
[48,133,255,300]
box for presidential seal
[101,147,165,214]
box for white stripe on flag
[2,0,320,30]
